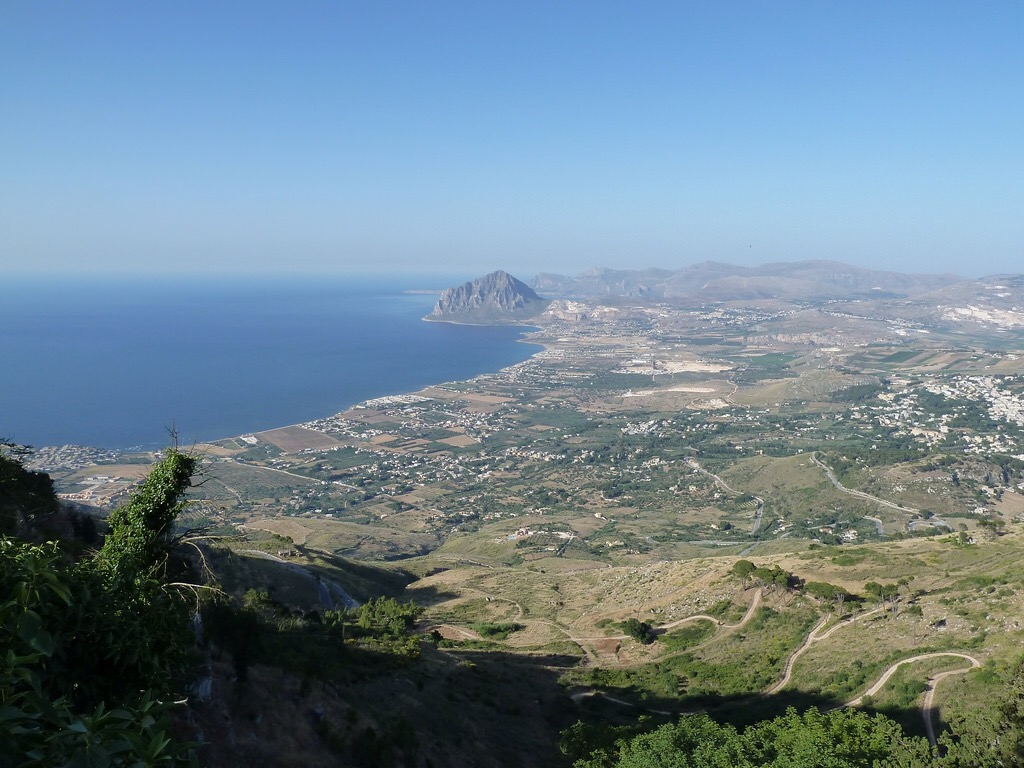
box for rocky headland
[426,270,549,324]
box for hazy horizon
[3,3,1022,280]
[0,257,986,284]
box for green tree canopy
[97,447,197,584]
[567,707,932,768]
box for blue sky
[2,2,1021,278]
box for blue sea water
[0,275,538,450]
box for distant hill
[532,260,965,302]
[426,270,550,324]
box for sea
[0,274,540,451]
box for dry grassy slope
[407,526,1024,711]
[247,515,441,560]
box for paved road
[685,458,765,535]
[864,516,884,535]
[810,452,919,514]
[909,519,954,532]
[221,457,321,484]
[811,455,958,533]
[751,496,764,534]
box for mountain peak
[427,271,548,324]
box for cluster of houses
[848,374,1024,458]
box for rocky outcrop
[427,271,549,324]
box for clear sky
[2,2,1022,278]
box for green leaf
[146,731,172,759]
[0,705,31,723]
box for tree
[90,448,200,698]
[611,714,742,768]
[977,515,1006,540]
[940,658,1024,767]
[731,559,757,586]
[0,441,60,537]
[0,539,192,766]
[804,581,848,603]
[751,564,796,593]
[621,618,655,644]
[864,581,900,616]
[97,447,198,583]
[569,707,932,768]
[743,707,916,767]
[0,447,200,766]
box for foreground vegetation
[563,695,1024,767]
[1,445,198,766]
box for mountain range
[531,260,966,302]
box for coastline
[28,326,552,488]
[422,315,544,328]
[204,327,549,450]
[5,276,541,452]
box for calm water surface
[0,275,538,449]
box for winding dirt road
[563,584,980,745]
[452,561,979,746]
[766,614,832,694]
[656,588,763,633]
[843,652,981,707]
[545,589,765,666]
[767,606,886,695]
[844,652,981,745]
[768,604,981,744]
[921,660,981,745]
